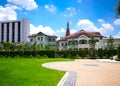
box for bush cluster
[0,49,118,59]
[0,51,55,58]
[117,45,120,58]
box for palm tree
[115,1,120,18]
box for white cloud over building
[0,4,21,21]
[77,19,114,36]
[30,24,55,35]
[7,0,38,10]
[44,4,56,13]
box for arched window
[79,40,87,44]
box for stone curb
[42,62,77,86]
[96,59,120,63]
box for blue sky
[0,0,120,39]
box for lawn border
[42,61,77,86]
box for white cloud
[30,24,55,35]
[44,4,56,13]
[77,19,114,36]
[77,19,98,32]
[7,0,38,10]
[64,7,76,17]
[114,32,120,38]
[99,23,114,35]
[114,19,120,25]
[77,0,83,3]
[70,29,77,34]
[98,19,105,23]
[56,28,65,33]
[0,4,21,21]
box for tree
[89,36,96,57]
[24,42,32,51]
[2,42,15,51]
[117,45,120,58]
[107,35,114,50]
[16,43,24,51]
[115,1,120,18]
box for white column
[4,24,7,42]
[9,23,12,42]
[0,23,1,43]
[14,22,18,43]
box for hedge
[117,46,120,58]
[0,49,117,59]
[0,50,55,58]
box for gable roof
[28,32,57,38]
[59,29,104,41]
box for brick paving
[43,59,120,86]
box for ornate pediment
[79,35,88,39]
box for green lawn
[0,58,73,86]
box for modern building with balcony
[58,22,105,51]
[28,32,57,47]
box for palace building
[58,22,105,51]
[0,18,30,43]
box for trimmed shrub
[0,50,55,58]
[115,57,120,61]
[117,45,120,58]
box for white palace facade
[58,29,104,51]
[0,18,30,43]
[58,22,120,51]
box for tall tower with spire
[65,21,70,36]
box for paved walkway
[43,59,120,86]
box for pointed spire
[67,21,69,29]
[66,21,70,36]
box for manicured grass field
[0,58,73,86]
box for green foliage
[0,58,73,86]
[97,48,104,59]
[79,48,87,58]
[117,45,120,58]
[0,51,55,58]
[115,1,120,18]
[107,35,114,50]
[115,57,120,61]
[89,36,96,57]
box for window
[61,43,64,46]
[41,37,43,41]
[38,37,40,41]
[31,39,33,42]
[18,22,21,42]
[79,40,87,44]
[7,23,9,42]
[68,40,78,45]
[1,23,4,42]
[66,43,67,46]
[12,22,15,42]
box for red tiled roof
[28,32,57,38]
[48,35,57,38]
[28,34,37,37]
[59,29,104,41]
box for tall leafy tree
[89,36,96,57]
[115,1,120,18]
[107,35,114,50]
